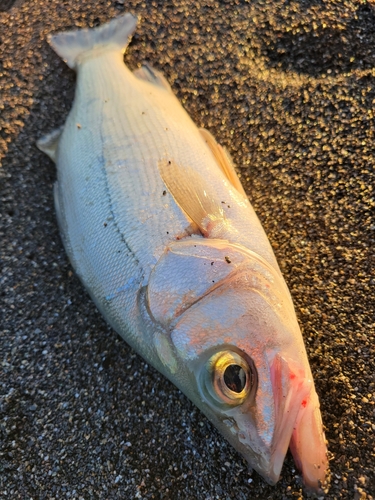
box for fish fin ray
[37,126,64,162]
[48,13,138,69]
[133,64,173,93]
[199,128,248,198]
[53,182,63,232]
[54,181,72,258]
[158,158,225,236]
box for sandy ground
[1,0,375,498]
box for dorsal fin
[199,128,248,198]
[133,64,173,93]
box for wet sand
[1,0,374,498]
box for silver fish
[38,13,328,492]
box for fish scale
[38,13,328,493]
[70,53,199,268]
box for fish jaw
[266,353,314,484]
[289,388,329,492]
[187,349,326,490]
[218,345,328,490]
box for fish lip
[265,354,313,483]
[264,353,328,493]
[289,390,329,493]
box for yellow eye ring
[210,351,254,405]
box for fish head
[147,238,328,491]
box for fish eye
[209,351,256,405]
[224,364,246,393]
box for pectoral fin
[199,128,247,198]
[158,158,225,237]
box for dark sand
[1,0,374,498]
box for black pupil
[223,364,246,393]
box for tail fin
[48,13,138,70]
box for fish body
[38,14,328,492]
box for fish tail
[48,13,138,70]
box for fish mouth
[260,354,327,491]
[214,353,315,487]
[266,354,313,483]
[289,383,328,491]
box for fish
[37,13,328,492]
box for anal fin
[37,126,64,163]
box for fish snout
[228,353,312,486]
